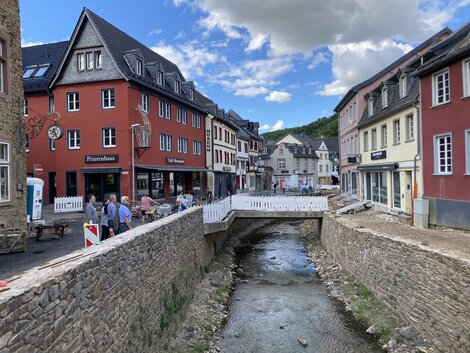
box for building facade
[415,23,470,229]
[0,0,26,229]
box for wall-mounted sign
[85,154,119,164]
[166,157,185,164]
[347,156,357,163]
[206,129,211,152]
[371,150,387,160]
[281,170,290,174]
[222,166,232,172]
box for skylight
[32,65,50,77]
[23,66,37,78]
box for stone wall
[321,213,470,353]
[0,208,214,353]
[0,0,26,230]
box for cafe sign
[85,154,119,164]
[371,150,387,160]
[166,157,185,165]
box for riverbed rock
[298,338,308,347]
[388,338,398,349]
[399,326,418,339]
[366,323,380,334]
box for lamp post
[130,124,141,205]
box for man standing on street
[118,196,133,233]
[107,194,119,236]
[85,194,99,224]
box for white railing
[202,194,328,223]
[317,184,340,190]
[54,196,84,213]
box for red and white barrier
[84,222,100,247]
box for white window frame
[406,114,414,141]
[177,137,188,154]
[102,89,115,109]
[381,86,388,108]
[77,53,85,71]
[159,134,172,151]
[368,97,374,116]
[189,88,194,101]
[466,129,470,175]
[381,124,387,148]
[48,95,55,113]
[95,51,102,69]
[463,58,470,97]
[399,74,407,98]
[157,70,163,85]
[433,133,452,175]
[141,93,149,112]
[67,129,81,150]
[193,140,202,155]
[393,119,401,145]
[371,128,377,150]
[363,131,369,152]
[102,127,116,148]
[49,138,56,151]
[86,52,94,70]
[165,102,171,119]
[67,92,80,112]
[136,59,143,76]
[277,158,286,169]
[0,142,10,202]
[177,107,186,124]
[192,112,201,128]
[432,68,450,106]
[159,101,164,117]
[175,80,180,94]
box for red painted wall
[421,60,470,201]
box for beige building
[358,69,422,214]
[0,0,26,229]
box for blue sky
[20,0,470,132]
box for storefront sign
[281,170,290,174]
[85,154,119,164]
[206,129,211,152]
[371,150,387,160]
[347,156,357,163]
[222,166,232,172]
[166,157,185,165]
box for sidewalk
[40,203,89,223]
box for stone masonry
[0,208,214,353]
[0,0,26,229]
[321,213,470,353]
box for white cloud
[307,51,330,70]
[148,28,162,36]
[245,33,268,53]
[264,91,291,103]
[22,40,46,47]
[259,120,285,131]
[234,86,269,97]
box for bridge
[201,194,328,235]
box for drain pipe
[411,96,421,226]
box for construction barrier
[83,222,100,247]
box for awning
[80,167,121,174]
[135,165,209,172]
[357,163,398,171]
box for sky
[19,0,470,132]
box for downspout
[411,94,421,225]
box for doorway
[85,173,120,202]
[393,172,401,209]
[48,172,56,204]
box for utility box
[27,177,44,221]
[414,199,429,228]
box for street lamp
[130,123,141,205]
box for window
[141,93,148,112]
[86,52,94,70]
[67,129,80,149]
[77,53,85,71]
[175,80,180,94]
[160,134,172,151]
[381,86,388,108]
[33,65,49,77]
[434,134,452,175]
[279,144,284,155]
[192,113,201,128]
[189,88,194,100]
[0,142,10,202]
[399,75,407,98]
[214,126,217,140]
[363,131,369,152]
[95,51,102,69]
[463,59,470,97]
[381,124,387,148]
[277,158,286,169]
[67,92,80,111]
[165,102,171,119]
[25,134,29,152]
[371,128,377,150]
[244,143,248,153]
[320,165,323,173]
[159,101,164,117]
[238,141,241,152]
[177,107,187,124]
[23,66,36,78]
[0,38,7,94]
[136,59,143,75]
[433,69,450,105]
[193,140,202,155]
[102,89,115,109]
[466,130,470,174]
[102,128,116,148]
[48,95,55,112]
[406,114,414,141]
[157,70,163,85]
[177,137,188,153]
[368,97,374,116]
[24,98,28,116]
[393,119,401,144]
[49,138,56,151]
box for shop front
[81,167,121,202]
[359,163,398,209]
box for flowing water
[217,221,382,353]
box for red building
[415,22,470,229]
[24,8,207,203]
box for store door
[85,173,120,202]
[48,172,56,204]
[393,172,401,209]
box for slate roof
[322,136,339,154]
[358,71,419,128]
[22,41,69,94]
[195,91,239,130]
[227,109,261,141]
[414,22,470,77]
[334,27,452,112]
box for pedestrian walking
[118,196,132,233]
[85,194,99,224]
[107,194,119,236]
[100,194,110,241]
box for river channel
[217,220,382,353]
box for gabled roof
[22,41,69,94]
[321,136,339,153]
[334,26,452,112]
[227,109,261,141]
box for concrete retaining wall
[0,208,213,353]
[321,213,470,352]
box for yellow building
[357,69,423,214]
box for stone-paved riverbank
[302,220,438,353]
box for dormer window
[136,59,143,76]
[33,65,49,77]
[399,75,406,98]
[95,51,102,69]
[189,88,194,101]
[157,70,163,85]
[175,80,180,94]
[86,52,94,70]
[368,97,374,116]
[381,86,388,108]
[23,66,36,78]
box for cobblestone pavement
[341,210,470,260]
